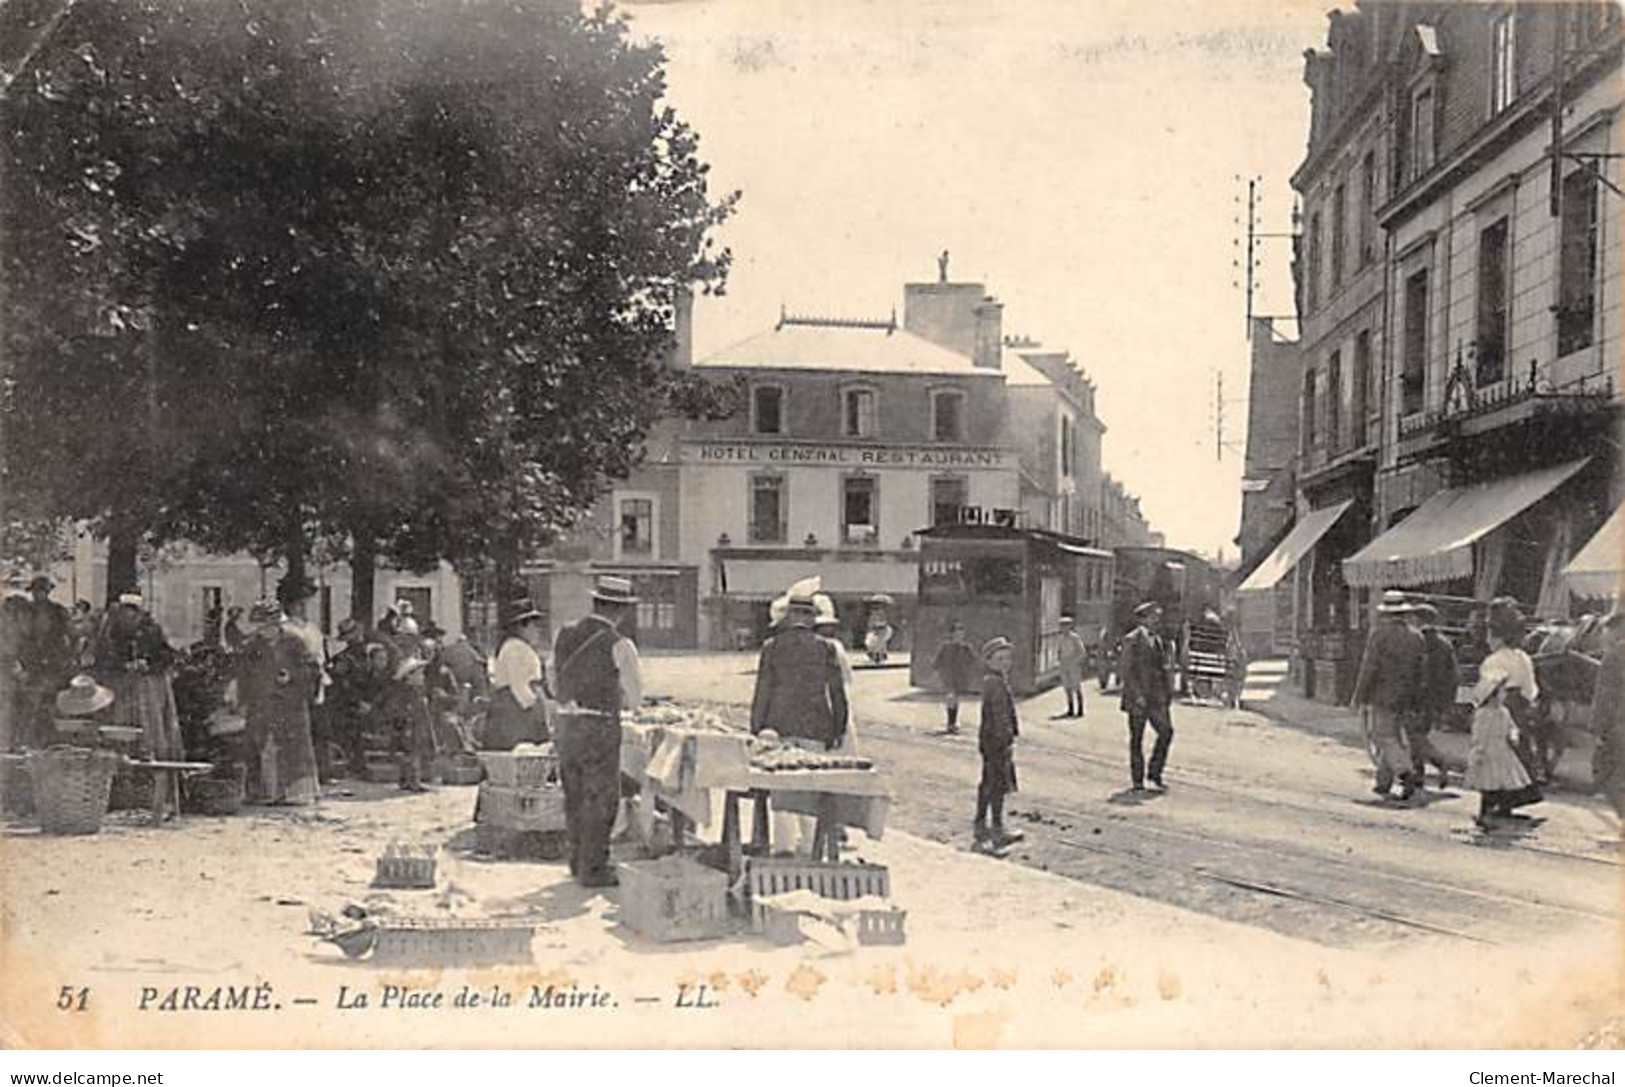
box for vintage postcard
[0,0,1620,1051]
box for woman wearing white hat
[92,593,185,815]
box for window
[1359,151,1377,265]
[1059,414,1075,477]
[634,576,678,632]
[1352,330,1372,447]
[931,389,965,442]
[1402,268,1429,416]
[1331,183,1347,289]
[1409,88,1435,179]
[841,386,877,439]
[1476,218,1510,386]
[1305,211,1322,313]
[752,384,785,435]
[1326,350,1342,452]
[748,475,786,543]
[931,476,968,527]
[841,475,879,545]
[1301,369,1318,453]
[618,495,655,558]
[1491,13,1516,116]
[1558,170,1599,358]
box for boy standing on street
[931,621,979,735]
[975,637,1025,852]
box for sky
[620,0,1331,561]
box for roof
[1001,350,1051,388]
[1343,459,1590,589]
[696,319,991,377]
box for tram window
[966,556,1023,596]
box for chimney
[670,286,694,369]
[973,296,1003,370]
[903,280,987,360]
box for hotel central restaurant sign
[685,440,1011,470]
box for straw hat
[55,674,114,717]
[980,636,1014,659]
[787,576,821,607]
[592,575,639,606]
[812,593,838,627]
[1134,600,1163,619]
[117,592,144,607]
[1376,590,1414,614]
[394,656,428,681]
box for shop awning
[1564,503,1624,598]
[717,557,918,599]
[1342,458,1590,589]
[1236,500,1354,593]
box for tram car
[912,523,1114,696]
[1097,545,1229,699]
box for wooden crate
[473,824,566,861]
[477,751,559,788]
[374,853,437,889]
[759,901,908,947]
[369,919,535,968]
[617,856,731,943]
[746,858,890,925]
[474,782,566,833]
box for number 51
[57,986,89,1012]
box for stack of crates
[473,750,566,857]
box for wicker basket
[618,855,731,943]
[477,751,558,788]
[369,918,535,968]
[29,747,120,835]
[186,764,246,816]
[473,782,566,833]
[437,754,484,786]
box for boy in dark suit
[975,637,1025,852]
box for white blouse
[490,637,545,709]
[1472,646,1539,706]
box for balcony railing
[1399,361,1616,441]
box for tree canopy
[1,0,738,610]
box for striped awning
[1236,500,1354,593]
[1342,459,1589,589]
[1564,503,1624,598]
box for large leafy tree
[2,0,738,616]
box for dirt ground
[1,652,1620,1049]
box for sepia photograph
[0,0,1620,1057]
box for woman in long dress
[234,600,321,805]
[94,593,185,817]
[1465,602,1543,830]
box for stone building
[1233,318,1303,660]
[1243,0,1622,702]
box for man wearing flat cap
[553,576,644,888]
[1119,600,1175,791]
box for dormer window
[752,384,785,435]
[1490,12,1516,116]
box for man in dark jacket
[1351,591,1424,799]
[1406,602,1456,788]
[749,585,848,749]
[553,576,643,889]
[325,618,375,779]
[16,575,71,748]
[975,636,1024,850]
[931,620,979,734]
[1119,601,1174,791]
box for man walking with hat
[1351,590,1424,800]
[553,576,643,888]
[1406,602,1457,789]
[1120,601,1175,791]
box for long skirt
[108,671,184,760]
[246,700,319,805]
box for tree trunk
[104,522,139,607]
[494,535,521,629]
[350,530,377,631]
[280,520,308,604]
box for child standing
[931,621,979,735]
[1465,601,1542,830]
[975,637,1026,852]
[1055,616,1089,719]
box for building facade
[1233,317,1303,660]
[1243,1,1622,702]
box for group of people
[926,599,1179,853]
[1353,590,1554,830]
